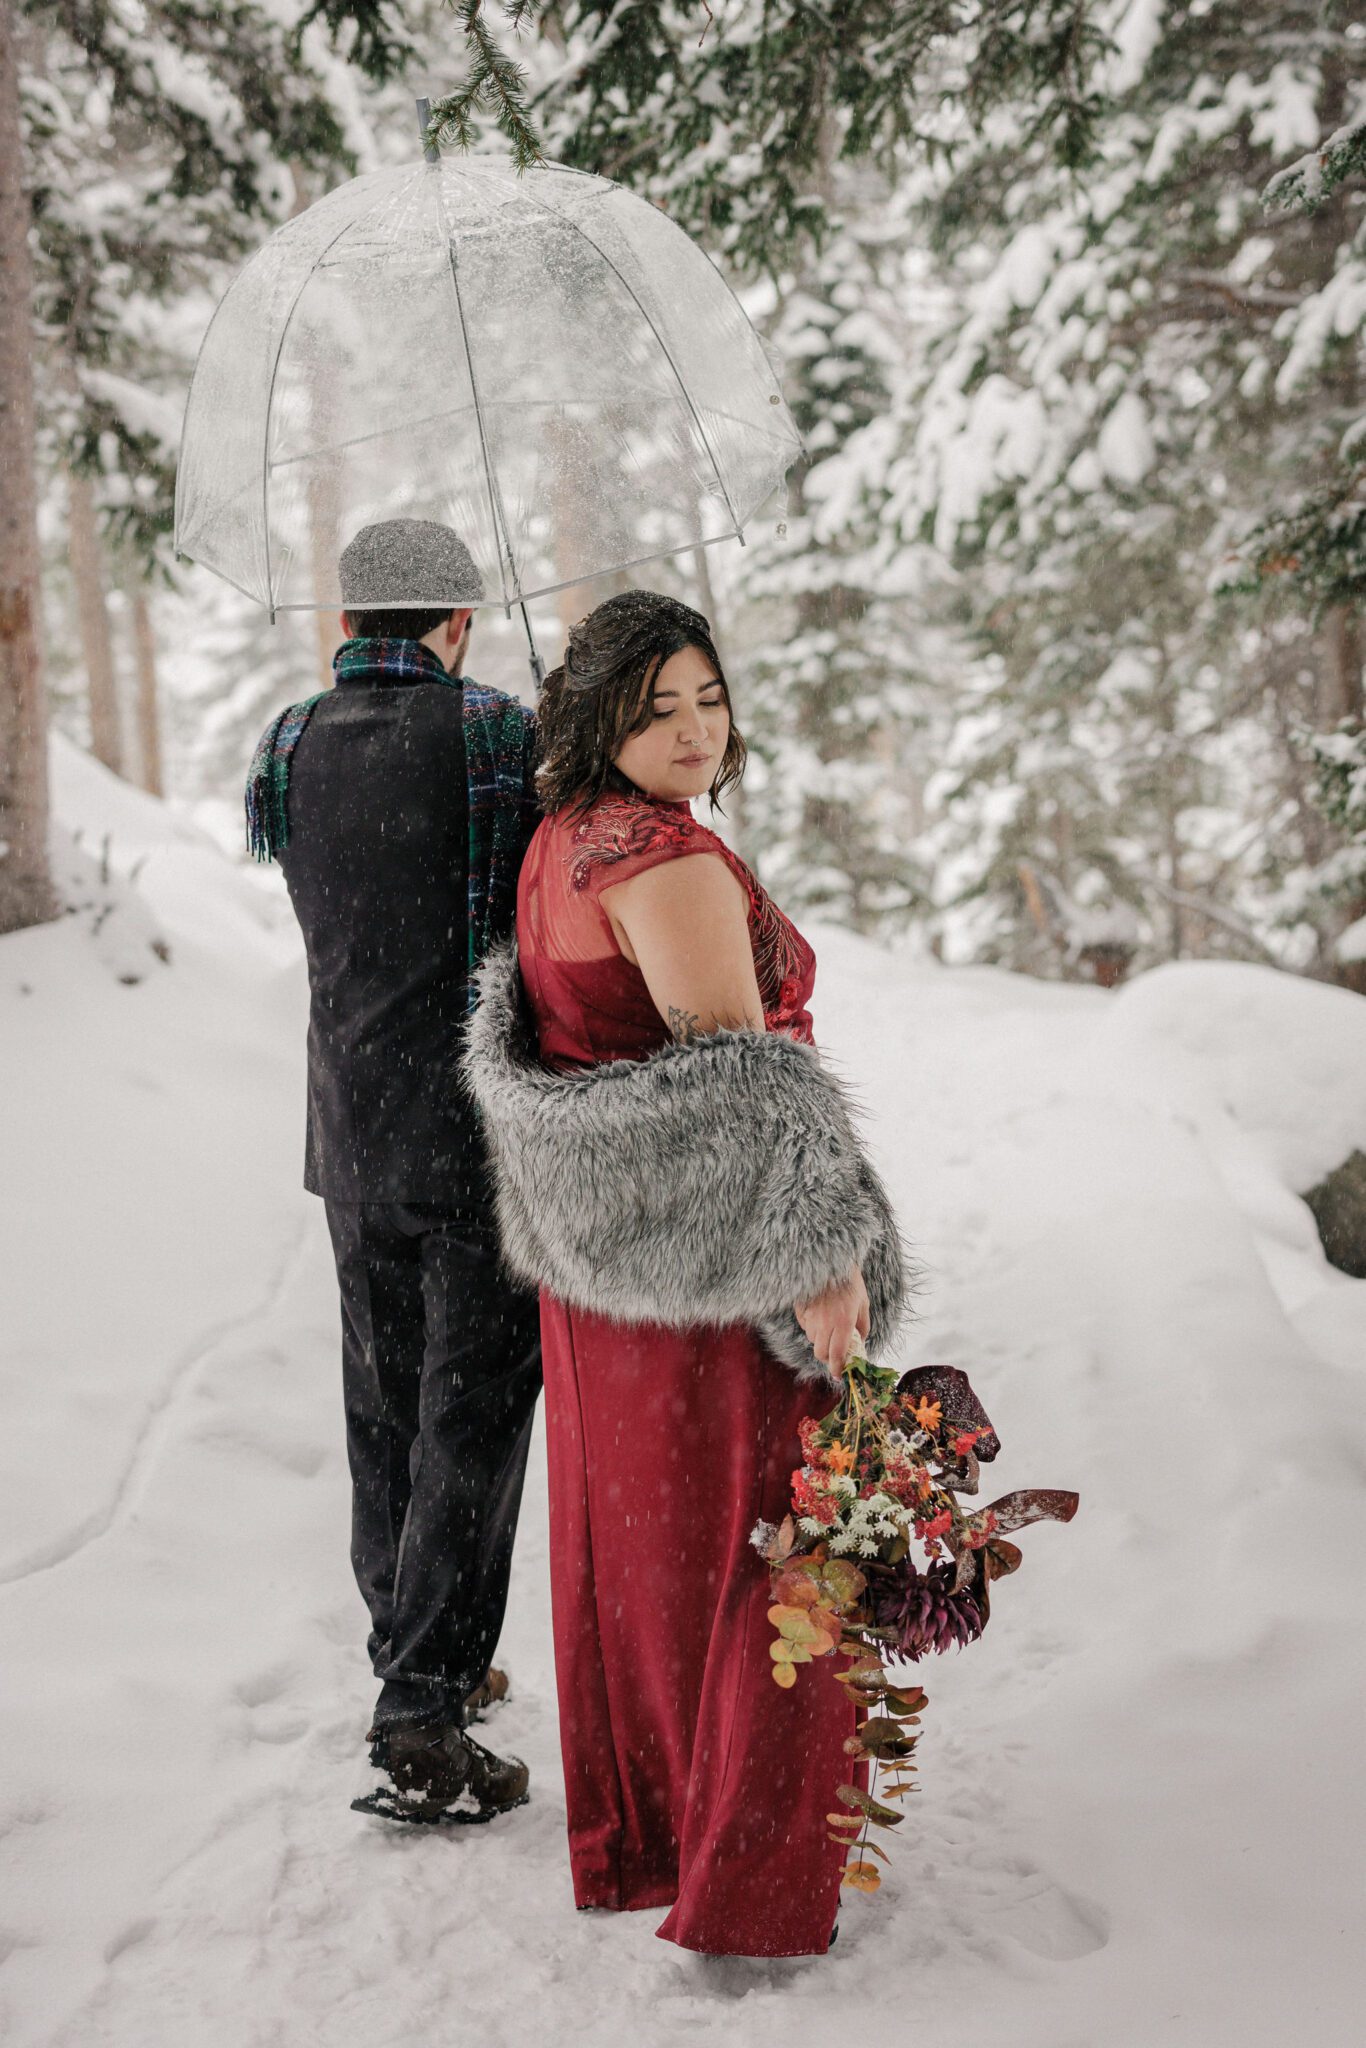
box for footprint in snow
[194,1416,330,1479]
[984,1868,1110,1960]
[103,1918,155,1965]
[233,1661,301,1709]
[232,1665,312,1743]
[0,1925,39,1965]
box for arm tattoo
[667,1006,702,1045]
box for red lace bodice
[516,792,816,1068]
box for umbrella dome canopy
[174,156,802,617]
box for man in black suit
[264,519,541,1822]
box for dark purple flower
[871,1560,986,1662]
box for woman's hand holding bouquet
[754,1356,1078,1896]
[795,1266,871,1376]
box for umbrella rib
[451,165,747,543]
[266,524,744,611]
[267,395,796,473]
[431,172,516,615]
[491,528,746,608]
[270,400,479,468]
[259,213,360,620]
[174,268,242,561]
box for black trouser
[324,1200,542,1733]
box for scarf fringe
[244,695,326,862]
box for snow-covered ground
[3,740,1364,2047]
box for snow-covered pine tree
[873,0,1366,979]
[310,0,1115,227]
[517,4,1116,932]
[1235,81,1366,985]
[204,3,1115,923]
[17,0,360,791]
[1243,95,1366,617]
[25,0,356,553]
[717,187,940,934]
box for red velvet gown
[516,790,854,1957]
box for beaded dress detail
[517,791,815,1068]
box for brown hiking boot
[354,1719,529,1826]
[463,1666,510,1721]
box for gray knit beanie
[338,519,485,608]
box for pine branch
[1302,721,1366,839]
[1225,467,1366,617]
[1167,270,1302,313]
[427,2,545,168]
[961,0,1112,172]
[1263,108,1366,215]
[36,1,356,212]
[1129,874,1284,965]
[293,0,417,82]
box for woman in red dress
[465,591,906,1957]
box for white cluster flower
[825,1492,913,1557]
[865,1490,905,1523]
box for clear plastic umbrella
[174,112,802,682]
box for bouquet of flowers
[754,1357,1078,1895]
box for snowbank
[0,739,306,1587]
[1,755,1362,2047]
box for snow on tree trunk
[67,469,123,775]
[0,2,56,936]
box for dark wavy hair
[535,589,747,817]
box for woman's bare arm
[603,851,868,1374]
[599,852,765,1039]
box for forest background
[1,0,1364,991]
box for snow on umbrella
[174,125,801,679]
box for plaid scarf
[245,637,538,1001]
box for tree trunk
[1318,605,1362,728]
[67,468,123,773]
[0,1,56,934]
[130,588,163,796]
[1315,605,1366,989]
[1156,660,1185,958]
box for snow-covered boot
[353,1720,529,1826]
[463,1665,510,1721]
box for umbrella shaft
[520,602,545,694]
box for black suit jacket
[277,666,496,1207]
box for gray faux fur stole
[462,939,909,1386]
